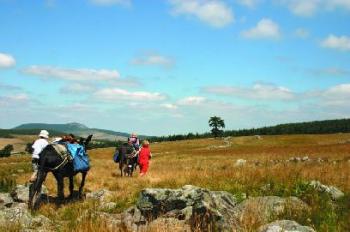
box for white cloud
[203,83,295,100]
[177,96,207,105]
[131,53,175,68]
[310,67,350,77]
[160,103,178,110]
[0,83,22,91]
[94,88,166,101]
[22,66,120,81]
[0,94,29,107]
[0,53,16,68]
[280,0,350,17]
[323,83,350,99]
[305,83,350,109]
[241,18,281,40]
[237,0,260,8]
[294,28,310,39]
[327,0,350,10]
[321,34,350,51]
[287,0,320,17]
[169,0,234,28]
[90,0,131,6]
[60,83,96,94]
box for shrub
[0,144,14,157]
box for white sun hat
[39,130,49,139]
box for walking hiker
[30,130,49,182]
[128,132,140,150]
[138,140,152,176]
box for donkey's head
[79,134,93,148]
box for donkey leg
[120,162,123,177]
[69,176,74,198]
[78,172,87,198]
[29,171,47,210]
[53,173,65,201]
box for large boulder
[0,203,52,230]
[232,196,310,226]
[309,180,344,200]
[258,220,315,232]
[122,185,239,232]
[0,192,14,208]
[10,184,48,203]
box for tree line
[148,118,350,142]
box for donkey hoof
[78,193,86,200]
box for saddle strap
[52,144,73,161]
[51,157,69,171]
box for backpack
[67,143,90,172]
[113,150,120,163]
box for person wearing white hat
[30,130,49,182]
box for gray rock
[0,192,14,208]
[232,196,310,226]
[86,189,114,202]
[0,203,52,230]
[11,184,48,203]
[99,202,118,211]
[235,159,247,167]
[122,185,240,232]
[309,180,344,200]
[258,220,315,232]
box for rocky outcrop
[121,185,312,232]
[122,185,239,231]
[10,184,48,203]
[0,184,52,231]
[258,220,315,232]
[309,180,344,200]
[0,203,52,231]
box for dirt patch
[0,138,27,152]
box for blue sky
[0,0,350,136]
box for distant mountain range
[12,122,132,141]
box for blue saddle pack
[66,143,90,172]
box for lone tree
[209,116,225,138]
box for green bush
[0,144,14,157]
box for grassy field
[1,133,350,231]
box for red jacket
[138,146,151,164]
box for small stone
[258,220,315,232]
[309,180,344,200]
[235,159,247,167]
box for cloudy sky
[0,0,349,135]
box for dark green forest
[148,118,350,142]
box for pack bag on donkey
[67,143,90,172]
[113,149,120,163]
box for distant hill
[11,122,131,141]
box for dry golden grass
[0,138,27,152]
[1,133,350,231]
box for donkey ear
[84,135,93,147]
[79,137,84,145]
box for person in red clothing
[138,140,152,176]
